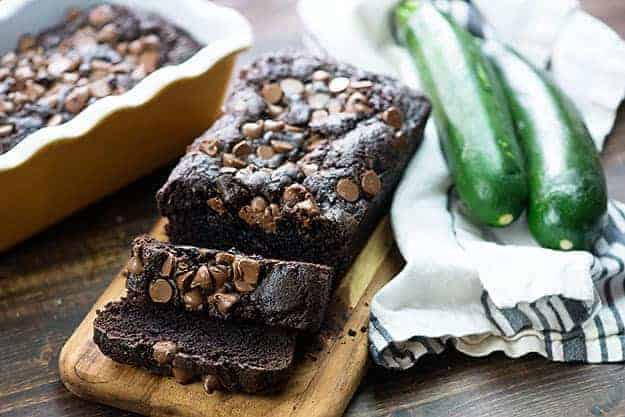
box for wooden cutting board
[59,217,401,417]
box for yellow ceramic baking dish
[0,0,252,251]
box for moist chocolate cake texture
[93,297,296,394]
[157,52,431,275]
[125,235,334,332]
[94,52,431,395]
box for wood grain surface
[1,1,625,417]
[58,218,397,417]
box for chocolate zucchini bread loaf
[157,52,431,275]
[93,297,296,394]
[125,235,333,331]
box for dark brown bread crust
[156,52,430,275]
[93,297,296,394]
[125,235,333,332]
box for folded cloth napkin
[298,0,625,368]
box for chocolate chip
[283,183,307,203]
[295,199,320,217]
[232,140,252,158]
[279,78,304,96]
[256,145,275,160]
[251,196,268,212]
[271,140,294,153]
[336,178,359,202]
[139,50,160,74]
[89,78,112,98]
[242,121,263,138]
[264,119,285,132]
[238,205,256,226]
[308,93,330,110]
[234,279,255,293]
[350,80,373,89]
[361,170,381,196]
[207,197,226,215]
[88,5,115,27]
[312,69,331,82]
[183,288,203,311]
[261,83,283,104]
[301,163,318,176]
[233,257,260,285]
[97,23,119,43]
[212,292,240,314]
[306,137,328,151]
[175,270,194,291]
[0,124,14,137]
[153,341,177,365]
[64,86,90,113]
[127,256,144,274]
[200,139,219,156]
[282,125,303,133]
[172,366,193,384]
[128,39,144,55]
[209,265,229,288]
[149,278,173,303]
[160,253,176,277]
[215,252,235,265]
[382,106,403,129]
[329,77,350,93]
[18,35,36,52]
[190,265,212,290]
[222,153,246,169]
[203,374,221,394]
[14,66,35,82]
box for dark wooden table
[1,1,625,416]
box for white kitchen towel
[298,0,625,367]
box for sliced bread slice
[93,297,296,394]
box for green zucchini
[394,0,528,227]
[484,42,607,250]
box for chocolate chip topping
[207,197,226,214]
[256,145,275,160]
[171,365,194,385]
[175,270,194,291]
[328,77,349,93]
[0,4,202,154]
[212,292,240,315]
[183,288,203,311]
[160,253,176,277]
[149,278,173,303]
[336,178,360,202]
[233,140,252,158]
[200,139,219,156]
[242,122,263,138]
[233,257,260,293]
[215,252,235,265]
[361,170,381,196]
[270,139,294,153]
[203,374,222,394]
[382,106,403,129]
[261,83,282,104]
[209,265,229,288]
[190,265,212,290]
[162,52,429,239]
[153,341,177,365]
[127,256,144,275]
[279,78,304,96]
[264,119,285,132]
